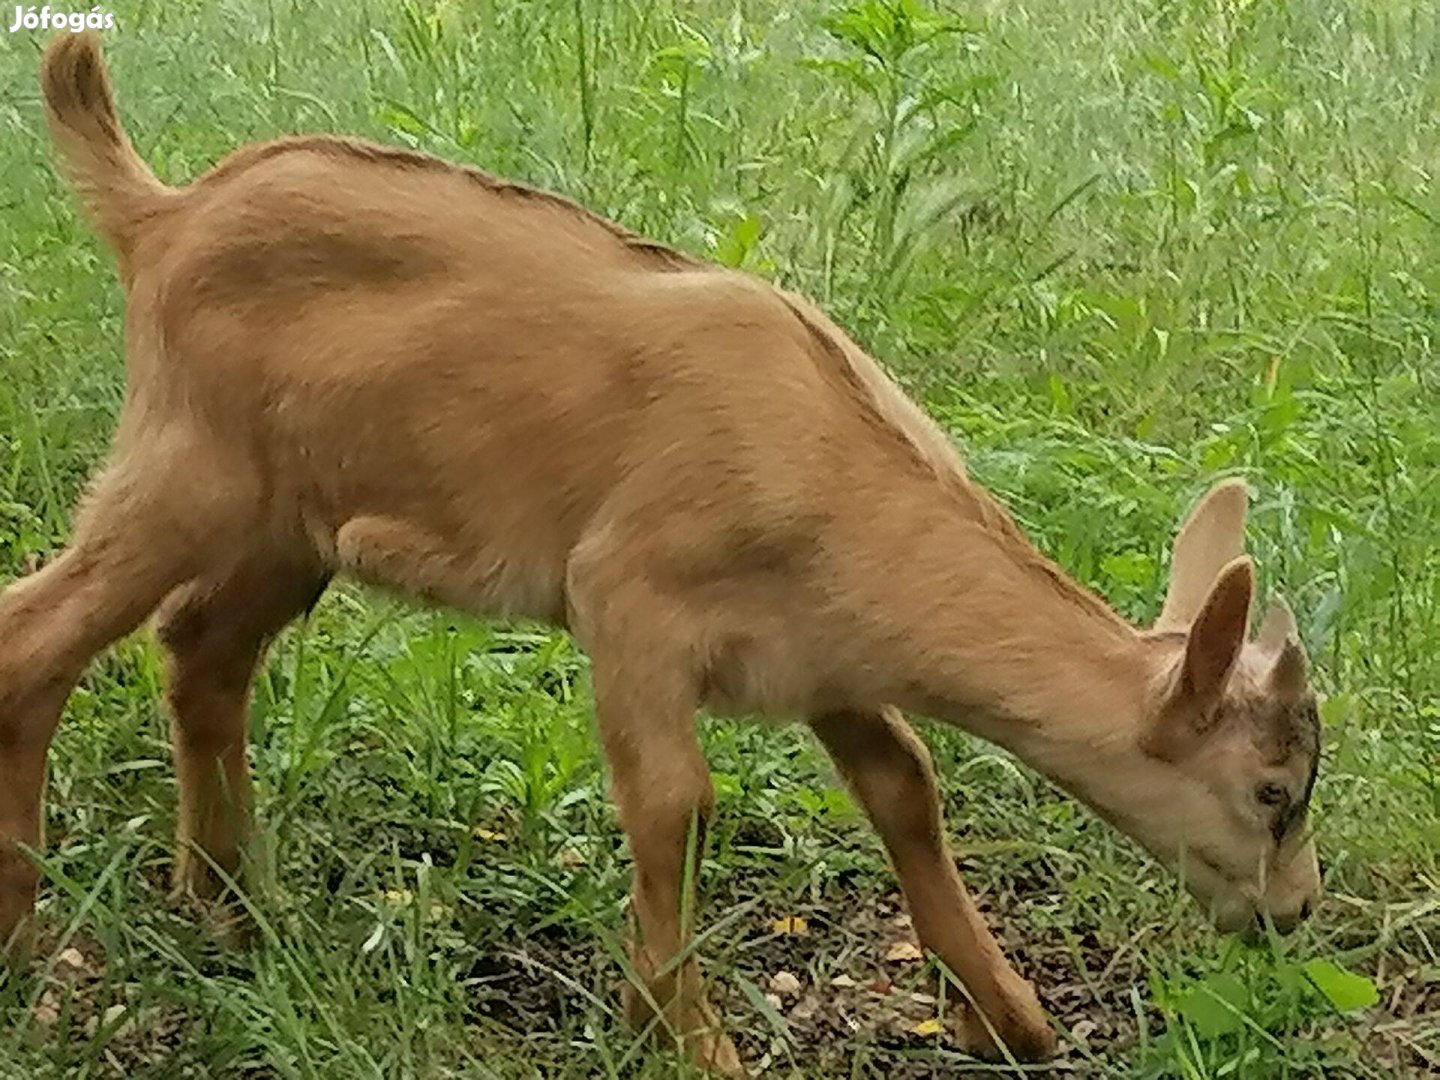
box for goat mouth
[1259,899,1312,935]
[1175,852,1263,931]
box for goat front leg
[590,654,743,1076]
[155,556,327,906]
[812,707,1057,1061]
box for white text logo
[10,6,114,32]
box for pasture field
[0,1,1436,1076]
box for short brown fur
[0,34,1323,1072]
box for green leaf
[376,101,433,142]
[1101,550,1154,587]
[1046,373,1072,414]
[1176,972,1248,1038]
[821,0,964,65]
[711,212,762,268]
[1303,960,1379,1012]
[1143,52,1182,82]
[711,771,742,802]
[821,786,857,818]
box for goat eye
[1257,783,1289,807]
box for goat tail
[40,32,169,258]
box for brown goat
[0,33,1322,1071]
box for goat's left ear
[1256,595,1309,700]
[1180,556,1255,707]
[1255,595,1298,654]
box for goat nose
[1254,906,1305,936]
[1266,902,1312,935]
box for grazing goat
[1,33,1322,1072]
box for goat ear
[1180,556,1254,707]
[1255,595,1298,654]
[1271,638,1308,700]
[1255,594,1309,700]
[1156,479,1248,632]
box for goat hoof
[680,998,747,1076]
[954,978,1058,1062]
[170,876,256,949]
[622,983,748,1076]
[693,1028,746,1076]
[202,899,257,949]
[0,917,35,968]
[0,861,40,964]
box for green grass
[0,0,1437,1076]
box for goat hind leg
[156,555,327,904]
[0,470,217,950]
